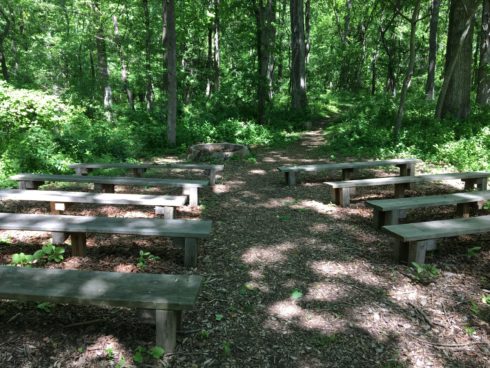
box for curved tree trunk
[477,0,490,105]
[425,0,440,100]
[435,0,480,120]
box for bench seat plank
[326,172,490,207]
[0,213,211,238]
[383,215,490,242]
[69,163,224,185]
[0,266,201,352]
[383,215,490,264]
[10,174,208,206]
[278,158,420,173]
[0,266,201,310]
[0,189,187,207]
[366,190,490,227]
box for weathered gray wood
[156,310,177,353]
[0,266,202,349]
[94,183,115,193]
[0,189,186,207]
[383,215,490,242]
[183,187,198,207]
[278,158,420,173]
[0,213,212,238]
[0,266,202,310]
[155,206,175,219]
[70,232,87,256]
[393,239,438,264]
[184,238,198,268]
[69,162,223,185]
[285,171,297,186]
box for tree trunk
[477,0,490,105]
[112,15,134,110]
[213,0,221,91]
[166,0,177,146]
[425,0,440,100]
[0,7,11,81]
[92,1,112,117]
[143,0,153,111]
[290,0,307,112]
[436,0,480,119]
[394,1,421,140]
[256,0,276,124]
[305,0,310,63]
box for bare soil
[1,129,489,368]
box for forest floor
[1,126,490,367]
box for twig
[177,328,201,336]
[7,313,20,323]
[408,302,435,328]
[63,319,105,328]
[408,333,488,348]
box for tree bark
[0,7,11,81]
[112,15,134,110]
[290,0,307,112]
[477,0,490,105]
[92,1,112,117]
[394,1,421,140]
[166,0,177,146]
[256,0,276,124]
[213,0,221,91]
[436,0,480,119]
[425,0,440,100]
[142,0,153,110]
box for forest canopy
[1,0,490,184]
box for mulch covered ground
[1,129,489,367]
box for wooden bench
[0,189,186,219]
[69,162,224,186]
[0,213,212,267]
[383,215,490,264]
[278,158,420,186]
[0,266,201,352]
[10,174,209,207]
[325,172,489,207]
[366,190,490,228]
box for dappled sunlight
[290,199,336,214]
[308,223,330,234]
[248,169,267,175]
[242,242,296,265]
[71,335,129,367]
[310,261,386,288]
[304,281,346,302]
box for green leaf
[291,289,303,300]
[133,351,144,364]
[215,313,224,321]
[149,346,165,359]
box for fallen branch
[63,319,105,328]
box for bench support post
[132,168,146,177]
[19,181,44,190]
[94,183,115,193]
[394,183,409,198]
[155,309,177,353]
[456,203,473,218]
[374,209,399,228]
[341,169,356,195]
[184,238,198,268]
[75,168,91,176]
[394,239,437,264]
[182,187,198,207]
[50,201,68,244]
[208,169,217,186]
[70,232,87,256]
[285,171,297,186]
[155,206,175,219]
[462,178,487,191]
[332,188,350,207]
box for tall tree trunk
[425,0,440,100]
[213,0,221,91]
[161,0,168,91]
[92,1,112,117]
[0,7,11,81]
[206,23,213,97]
[256,0,276,124]
[305,0,310,63]
[371,47,379,95]
[477,0,490,105]
[143,0,153,111]
[436,0,480,119]
[290,0,307,112]
[166,0,177,146]
[112,15,134,110]
[394,1,421,140]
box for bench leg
[155,206,175,219]
[342,169,356,194]
[394,183,408,198]
[456,203,472,218]
[132,168,146,177]
[408,240,437,264]
[209,169,217,186]
[19,181,44,190]
[75,168,91,176]
[477,178,488,190]
[285,172,297,186]
[155,310,177,353]
[332,188,351,207]
[52,232,69,245]
[183,187,198,207]
[184,238,198,268]
[374,209,399,228]
[70,232,87,256]
[463,179,477,190]
[94,183,115,193]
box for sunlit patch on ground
[309,261,385,287]
[241,242,296,265]
[249,169,267,175]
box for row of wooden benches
[279,158,490,265]
[0,162,222,352]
